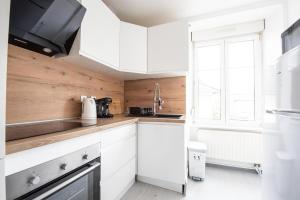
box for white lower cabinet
[101,124,136,149]
[101,124,137,200]
[102,136,136,180]
[137,122,187,193]
[101,158,136,200]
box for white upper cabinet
[120,22,147,73]
[78,0,120,70]
[68,1,189,77]
[148,20,189,73]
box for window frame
[192,34,262,129]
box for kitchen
[0,0,300,200]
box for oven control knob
[60,163,67,170]
[28,175,41,185]
[82,154,88,160]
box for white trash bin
[188,141,207,181]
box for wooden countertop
[6,114,185,155]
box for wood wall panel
[7,45,124,124]
[124,77,186,114]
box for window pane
[198,70,221,120]
[196,44,222,121]
[229,95,255,121]
[228,41,254,68]
[228,68,254,94]
[227,40,255,121]
[198,94,221,120]
[197,45,221,69]
[199,70,221,92]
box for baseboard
[206,157,259,170]
[137,175,183,193]
[116,178,135,200]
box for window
[193,35,262,128]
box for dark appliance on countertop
[6,144,100,200]
[9,0,86,56]
[127,107,153,116]
[282,18,300,54]
[6,119,97,142]
[95,97,114,118]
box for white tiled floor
[122,164,262,200]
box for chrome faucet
[153,83,164,116]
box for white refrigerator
[263,45,300,200]
[0,0,10,199]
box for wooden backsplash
[124,77,186,114]
[6,45,124,124]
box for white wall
[287,0,300,26]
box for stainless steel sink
[127,113,183,119]
[153,114,183,119]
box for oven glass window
[47,175,90,200]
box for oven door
[19,159,100,200]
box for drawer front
[102,136,136,180]
[101,158,136,200]
[101,124,137,148]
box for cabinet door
[138,123,186,184]
[101,158,136,200]
[148,20,189,73]
[101,124,136,149]
[120,22,147,73]
[80,0,120,70]
[101,136,136,180]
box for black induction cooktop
[6,120,97,142]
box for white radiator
[195,129,263,168]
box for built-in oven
[6,144,101,200]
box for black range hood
[9,0,86,57]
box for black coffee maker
[95,97,113,118]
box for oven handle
[32,161,100,200]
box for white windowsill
[191,124,262,133]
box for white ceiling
[103,0,271,26]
